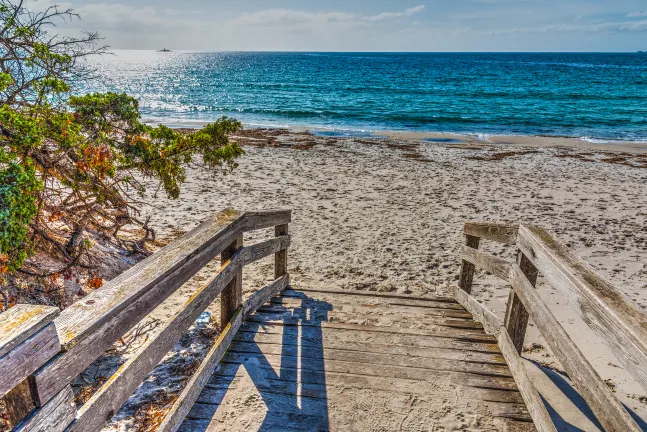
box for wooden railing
[452,222,647,432]
[0,209,292,432]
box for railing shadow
[190,290,332,431]
[532,360,647,432]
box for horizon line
[110,49,646,54]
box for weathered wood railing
[453,222,647,432]
[0,209,292,432]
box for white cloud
[628,11,647,18]
[231,5,425,28]
[364,5,425,22]
[231,9,356,28]
[493,19,647,35]
[73,3,195,34]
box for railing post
[458,235,479,293]
[221,234,243,329]
[0,305,76,430]
[504,251,538,354]
[275,224,289,279]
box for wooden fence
[0,210,292,432]
[453,222,647,432]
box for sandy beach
[128,128,647,428]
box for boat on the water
[158,48,171,52]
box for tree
[0,0,244,276]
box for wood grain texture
[3,379,34,429]
[242,235,290,267]
[0,322,60,397]
[460,245,512,282]
[221,235,243,328]
[159,275,288,431]
[243,275,290,318]
[14,386,75,432]
[242,210,292,231]
[157,309,243,432]
[227,340,509,372]
[497,327,556,432]
[290,287,455,304]
[176,288,536,430]
[275,224,289,278]
[33,227,290,405]
[34,215,244,405]
[509,264,640,432]
[69,250,243,432]
[517,224,647,392]
[0,305,59,358]
[504,252,537,354]
[458,235,480,294]
[450,285,502,338]
[464,222,519,245]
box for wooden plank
[484,401,532,421]
[158,274,289,432]
[287,286,456,304]
[248,311,483,331]
[509,264,641,431]
[464,222,519,245]
[180,416,320,432]
[242,210,292,231]
[242,318,495,342]
[242,275,290,318]
[450,285,502,338]
[0,322,60,397]
[217,355,519,391]
[221,235,243,328]
[199,378,530,421]
[206,370,523,403]
[460,245,511,282]
[517,224,647,391]
[280,289,463,310]
[0,305,59,358]
[498,327,557,432]
[458,235,480,293]
[253,308,478,331]
[260,301,473,320]
[234,327,502,355]
[14,386,75,432]
[242,235,290,267]
[3,379,35,429]
[270,295,467,314]
[222,349,513,377]
[275,224,288,278]
[228,339,506,366]
[69,250,243,432]
[156,309,243,432]
[34,215,245,405]
[504,252,537,354]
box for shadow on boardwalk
[185,293,332,431]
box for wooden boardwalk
[4,214,646,431]
[178,287,535,431]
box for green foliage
[0,154,41,273]
[0,0,244,273]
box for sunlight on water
[82,51,647,141]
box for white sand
[136,130,647,429]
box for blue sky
[48,0,647,51]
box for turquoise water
[86,51,647,142]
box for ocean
[85,51,647,142]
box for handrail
[517,224,647,391]
[453,221,647,431]
[0,209,292,431]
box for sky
[44,0,647,52]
